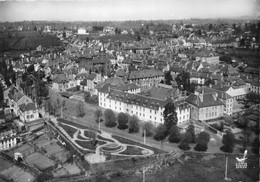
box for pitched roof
[186,93,224,108]
[106,89,173,110]
[87,73,97,81]
[52,74,68,83]
[128,69,164,80]
[114,83,139,91]
[195,87,232,100]
[19,103,36,112]
[8,87,24,102]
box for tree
[117,112,128,130]
[76,101,85,117]
[153,124,168,141]
[168,125,181,143]
[186,124,196,143]
[104,109,117,127]
[251,137,259,155]
[178,132,192,150]
[27,64,35,73]
[142,122,155,137]
[175,71,190,91]
[94,109,103,124]
[128,115,139,133]
[194,131,210,151]
[163,102,178,133]
[221,130,235,153]
[164,71,173,85]
[0,84,4,109]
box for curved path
[58,122,154,157]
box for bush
[178,141,190,151]
[142,122,155,137]
[128,115,139,133]
[194,143,208,151]
[168,125,181,143]
[104,109,117,128]
[153,124,167,141]
[117,112,129,130]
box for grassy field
[91,154,259,182]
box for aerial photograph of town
[0,0,259,181]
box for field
[0,157,35,182]
[91,154,259,182]
[25,152,55,171]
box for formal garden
[57,118,158,162]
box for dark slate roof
[186,93,224,108]
[52,74,68,83]
[128,69,164,80]
[195,87,232,100]
[106,89,173,110]
[87,73,97,81]
[19,103,36,112]
[8,87,24,102]
[175,100,190,110]
[104,77,124,86]
[114,83,139,91]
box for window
[31,115,34,118]
[155,111,157,114]
[143,114,145,117]
[150,110,152,113]
[27,115,30,119]
[154,117,156,120]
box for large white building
[195,87,234,116]
[98,85,190,126]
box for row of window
[206,112,217,118]
[26,114,35,119]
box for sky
[0,0,259,22]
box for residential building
[128,69,164,91]
[195,87,233,116]
[186,92,225,123]
[8,87,33,115]
[18,102,39,123]
[0,125,17,151]
[98,86,172,125]
[51,73,69,92]
[86,73,103,95]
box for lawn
[97,135,115,143]
[89,154,259,182]
[75,140,106,151]
[57,118,100,133]
[119,145,145,155]
[112,135,165,154]
[59,123,78,138]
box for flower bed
[75,140,106,151]
[97,135,115,143]
[112,135,165,154]
[59,124,77,138]
[119,145,145,155]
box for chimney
[199,94,203,103]
[213,93,218,101]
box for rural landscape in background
[0,0,259,182]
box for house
[98,86,173,125]
[75,73,89,86]
[18,102,39,123]
[128,69,164,91]
[190,72,210,85]
[51,73,69,92]
[186,92,225,123]
[0,124,17,151]
[249,80,260,94]
[86,73,103,95]
[8,87,33,115]
[175,100,191,126]
[113,83,141,94]
[195,87,234,116]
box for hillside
[0,31,61,52]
